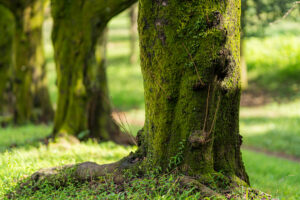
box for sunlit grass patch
[0,124,51,153]
[0,140,134,198]
[245,35,300,100]
[243,150,300,200]
[240,100,300,157]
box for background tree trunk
[51,0,136,144]
[0,0,54,123]
[129,3,138,64]
[138,0,249,183]
[0,5,14,115]
[14,0,53,123]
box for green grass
[245,35,300,100]
[239,34,300,157]
[243,150,300,200]
[0,135,299,199]
[240,100,300,157]
[1,8,300,200]
[0,124,51,153]
[0,140,134,199]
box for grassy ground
[1,11,300,199]
[0,132,299,199]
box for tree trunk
[29,1,256,197]
[1,0,54,123]
[0,5,14,115]
[129,3,138,64]
[51,0,136,144]
[138,0,249,182]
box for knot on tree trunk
[188,130,210,148]
[206,11,223,29]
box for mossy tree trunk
[137,0,249,182]
[0,0,54,123]
[51,0,136,144]
[129,3,138,64]
[0,5,14,115]
[30,0,253,196]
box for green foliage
[243,0,300,37]
[2,5,300,200]
[246,35,300,100]
[167,139,185,171]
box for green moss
[0,5,14,114]
[52,0,137,142]
[138,0,248,182]
[1,0,54,123]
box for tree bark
[0,5,14,115]
[138,0,249,182]
[51,0,136,144]
[129,3,138,64]
[28,0,252,197]
[0,0,54,123]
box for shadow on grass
[0,125,52,153]
[243,64,300,106]
[0,136,50,153]
[240,116,300,157]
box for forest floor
[1,11,300,199]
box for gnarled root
[179,176,223,198]
[30,161,121,185]
[13,159,270,200]
[23,151,140,189]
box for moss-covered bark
[138,0,249,183]
[27,1,255,197]
[0,0,53,123]
[51,0,136,144]
[0,5,14,114]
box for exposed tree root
[8,158,271,200]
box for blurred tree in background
[51,0,136,144]
[0,0,53,123]
[243,0,300,37]
[241,0,299,88]
[0,5,14,116]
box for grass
[240,100,300,157]
[0,9,300,200]
[0,124,51,153]
[0,135,299,199]
[245,35,300,101]
[0,140,134,199]
[243,150,300,200]
[239,34,300,157]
